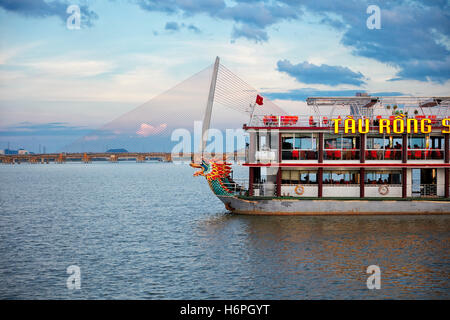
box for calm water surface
[0,162,449,299]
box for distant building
[1,148,29,155]
[106,148,128,153]
[3,149,18,155]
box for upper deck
[246,95,450,130]
[243,95,450,167]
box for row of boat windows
[279,134,445,160]
[281,134,445,150]
[281,149,444,160]
[281,170,403,185]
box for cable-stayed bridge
[63,57,286,154]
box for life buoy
[294,185,305,196]
[378,185,389,195]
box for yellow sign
[332,117,450,134]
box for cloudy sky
[0,0,449,152]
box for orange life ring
[294,185,305,196]
[378,185,389,195]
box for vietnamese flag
[255,94,264,106]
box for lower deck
[245,167,449,199]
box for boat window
[366,135,403,160]
[282,170,317,184]
[366,135,385,149]
[408,135,426,149]
[365,171,402,185]
[281,170,298,184]
[281,134,318,160]
[391,136,403,149]
[325,134,360,149]
[429,136,444,149]
[324,134,360,160]
[324,134,340,149]
[282,135,295,149]
[407,135,444,159]
[295,134,317,149]
[408,135,444,149]
[342,136,355,149]
[282,133,317,150]
[300,171,317,183]
[323,171,359,184]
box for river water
[0,162,449,299]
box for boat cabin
[242,96,450,199]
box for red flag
[255,94,263,106]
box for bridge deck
[0,152,243,163]
[0,152,173,163]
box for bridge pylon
[83,153,91,163]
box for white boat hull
[217,196,450,215]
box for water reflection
[0,163,448,299]
[197,214,450,299]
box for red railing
[282,149,318,160]
[365,149,402,160]
[253,114,447,128]
[407,149,444,160]
[324,149,360,160]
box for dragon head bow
[190,159,234,194]
[190,159,231,179]
[189,159,210,176]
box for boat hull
[217,196,450,215]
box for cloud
[218,1,298,29]
[293,0,450,83]
[187,24,201,34]
[136,123,167,137]
[137,0,225,15]
[0,122,91,136]
[20,59,115,77]
[136,0,297,42]
[277,60,366,86]
[231,24,268,43]
[389,58,450,83]
[0,0,98,27]
[163,21,201,33]
[135,0,450,83]
[0,42,41,65]
[164,21,179,31]
[264,89,404,101]
[83,135,99,141]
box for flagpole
[249,102,257,125]
[250,95,263,125]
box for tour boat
[191,58,450,215]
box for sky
[0,0,449,152]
